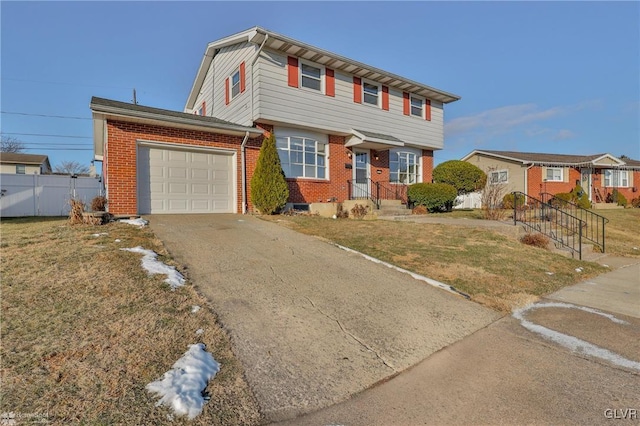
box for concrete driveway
[148,214,499,422]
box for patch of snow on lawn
[191,305,201,313]
[146,343,220,420]
[195,328,204,335]
[121,247,185,289]
[115,239,121,243]
[120,218,149,227]
[91,232,108,237]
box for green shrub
[550,192,572,208]
[570,184,591,209]
[432,160,487,195]
[408,182,458,212]
[250,134,289,214]
[607,189,628,207]
[502,193,525,209]
[616,191,628,207]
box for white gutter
[241,131,250,214]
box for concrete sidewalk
[276,256,640,426]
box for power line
[1,132,91,139]
[1,111,91,120]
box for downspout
[243,32,269,215]
[524,163,534,198]
[241,131,250,214]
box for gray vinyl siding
[254,49,444,150]
[190,60,214,115]
[211,42,257,124]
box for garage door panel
[138,146,234,214]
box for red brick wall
[527,166,581,198]
[104,120,261,215]
[422,150,434,183]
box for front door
[580,168,592,201]
[352,150,370,199]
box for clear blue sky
[2,1,639,171]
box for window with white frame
[301,63,322,91]
[390,150,420,184]
[410,96,423,117]
[545,167,563,182]
[230,69,241,99]
[276,136,327,179]
[16,164,25,174]
[604,169,629,187]
[489,170,508,184]
[363,82,379,106]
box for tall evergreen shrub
[250,134,289,214]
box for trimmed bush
[408,182,458,212]
[550,192,572,208]
[502,193,525,209]
[570,184,591,209]
[607,189,628,207]
[250,134,289,215]
[432,160,487,195]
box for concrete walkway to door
[148,214,499,422]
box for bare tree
[54,160,90,175]
[0,136,26,153]
[481,168,509,220]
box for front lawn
[269,216,607,312]
[0,218,260,425]
[597,208,640,257]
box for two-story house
[91,27,459,215]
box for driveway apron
[148,214,499,422]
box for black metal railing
[513,191,584,259]
[347,179,408,208]
[540,192,607,253]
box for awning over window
[345,129,405,150]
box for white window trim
[362,79,381,108]
[16,164,26,174]
[299,60,325,94]
[230,67,241,100]
[490,169,509,184]
[276,135,329,180]
[410,94,424,118]
[389,148,421,184]
[604,169,629,187]
[545,167,563,182]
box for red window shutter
[353,77,362,103]
[403,92,410,115]
[201,102,206,116]
[225,78,230,105]
[326,68,335,97]
[425,99,431,121]
[287,56,299,88]
[382,85,389,111]
[240,62,246,93]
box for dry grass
[0,218,260,425]
[267,216,606,313]
[598,208,640,257]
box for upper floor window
[231,69,241,99]
[363,82,379,106]
[390,150,420,184]
[490,170,508,184]
[410,96,423,117]
[604,169,628,187]
[276,136,327,179]
[545,167,563,182]
[16,164,25,174]
[195,102,205,116]
[301,63,322,91]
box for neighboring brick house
[92,26,459,215]
[0,152,51,175]
[461,150,640,204]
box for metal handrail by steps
[540,192,608,253]
[347,178,408,208]
[512,191,585,259]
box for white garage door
[137,145,235,214]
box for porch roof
[345,129,405,150]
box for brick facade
[104,120,262,215]
[105,119,436,215]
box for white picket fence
[454,191,483,209]
[0,173,102,217]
